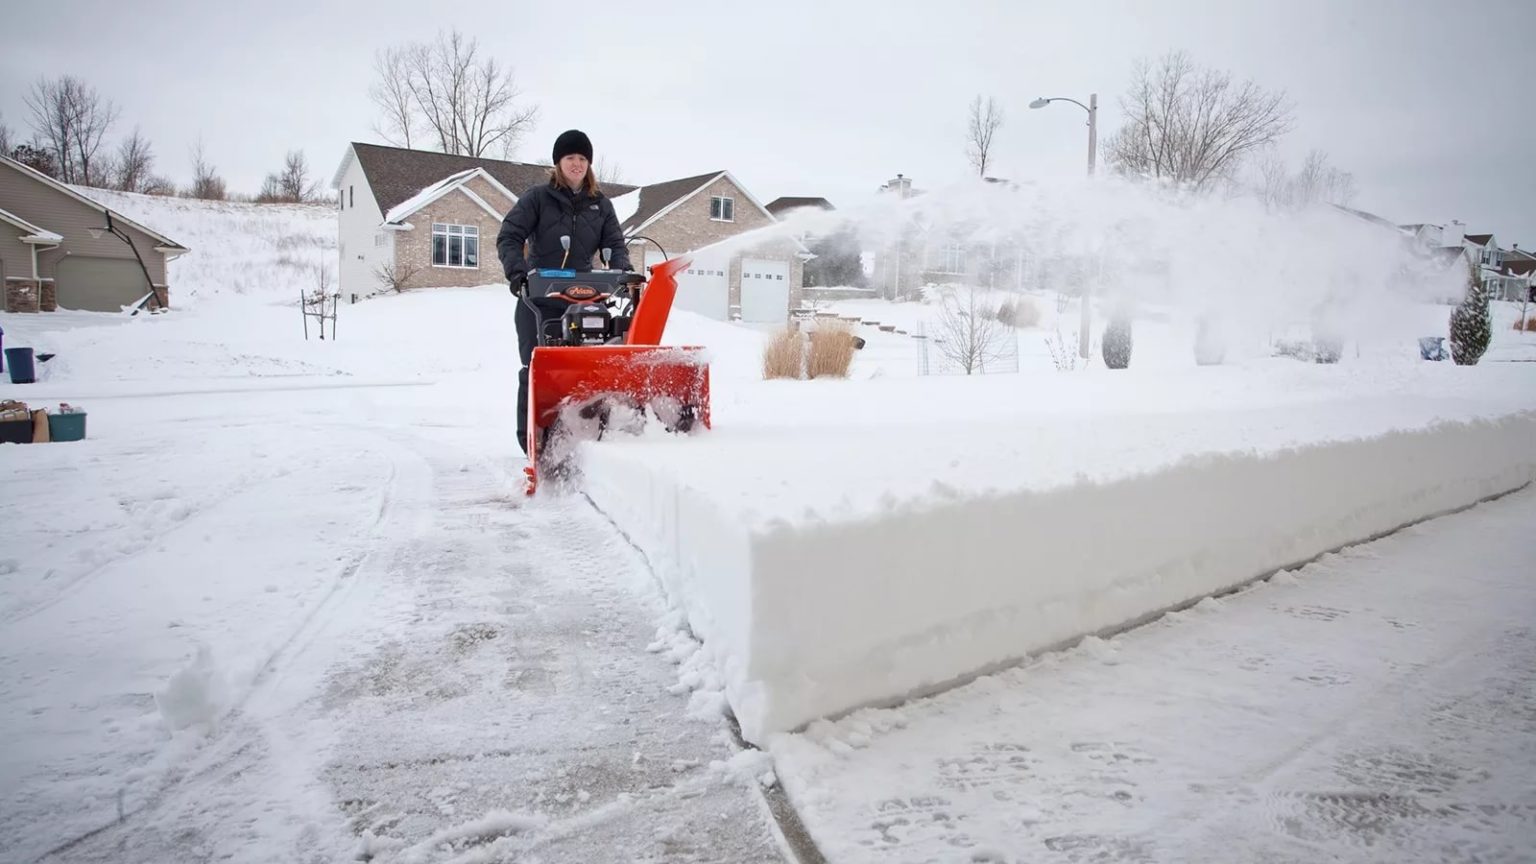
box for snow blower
[520,251,709,495]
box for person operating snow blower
[497,129,631,454]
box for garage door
[740,257,790,323]
[56,256,151,312]
[673,255,729,320]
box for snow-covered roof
[382,167,515,225]
[0,206,61,243]
[609,189,640,225]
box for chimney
[882,173,913,198]
[1443,219,1465,247]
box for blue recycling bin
[1418,336,1447,361]
[5,347,35,384]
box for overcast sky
[3,0,1532,245]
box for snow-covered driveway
[771,486,1536,863]
[1,380,784,864]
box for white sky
[3,0,1533,245]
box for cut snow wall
[583,411,1536,745]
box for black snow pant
[515,297,568,454]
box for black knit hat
[552,129,593,164]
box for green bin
[47,412,86,442]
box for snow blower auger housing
[521,255,709,495]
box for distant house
[0,154,188,313]
[330,143,805,323]
[865,173,1028,298]
[765,197,835,219]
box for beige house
[1,154,188,313]
[331,143,805,322]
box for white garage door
[673,255,729,320]
[739,257,790,323]
[57,256,151,312]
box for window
[710,196,734,222]
[349,185,354,208]
[374,232,386,248]
[939,243,966,274]
[431,223,480,268]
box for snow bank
[583,404,1536,745]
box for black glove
[509,274,527,296]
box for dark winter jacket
[496,181,631,288]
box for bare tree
[187,139,227,200]
[966,95,1004,177]
[1256,149,1356,210]
[24,74,121,186]
[935,287,1010,374]
[371,29,539,158]
[112,127,155,192]
[369,46,418,148]
[1105,51,1293,192]
[595,157,624,185]
[374,261,421,293]
[0,116,12,156]
[257,150,321,203]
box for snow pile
[153,643,230,732]
[583,401,1536,745]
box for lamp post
[89,211,162,314]
[1031,93,1098,358]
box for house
[330,142,633,299]
[1,154,188,313]
[617,171,807,323]
[765,197,835,218]
[866,173,1029,298]
[330,143,806,324]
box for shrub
[807,321,857,378]
[1526,317,1536,332]
[1449,265,1491,366]
[762,327,804,379]
[995,297,1041,328]
[1102,316,1133,369]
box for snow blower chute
[521,254,709,494]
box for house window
[349,186,354,208]
[710,196,734,222]
[940,243,966,274]
[431,223,480,268]
[374,232,386,248]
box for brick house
[619,171,806,322]
[330,143,805,322]
[1,153,188,313]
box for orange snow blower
[521,254,709,495]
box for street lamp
[1031,92,1098,358]
[89,210,162,314]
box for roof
[619,170,724,233]
[1464,233,1494,247]
[1504,247,1534,261]
[766,196,834,216]
[382,167,516,225]
[0,154,187,251]
[1334,205,1401,231]
[1499,259,1536,277]
[0,206,61,242]
[1430,245,1469,264]
[340,142,637,218]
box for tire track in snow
[31,429,431,864]
[2,463,301,627]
